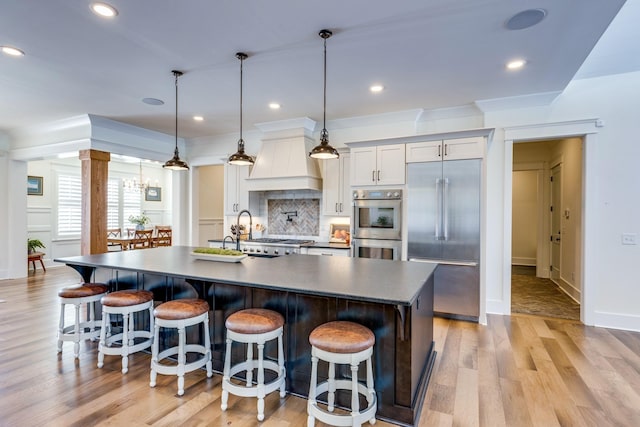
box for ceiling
[0,0,635,141]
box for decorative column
[79,149,110,255]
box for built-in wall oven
[352,189,402,260]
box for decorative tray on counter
[190,248,248,263]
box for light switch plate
[622,233,637,245]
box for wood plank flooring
[1,266,639,426]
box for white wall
[485,71,640,330]
[512,170,538,266]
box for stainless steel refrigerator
[407,159,481,321]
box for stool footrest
[309,380,377,426]
[151,344,210,376]
[225,360,285,397]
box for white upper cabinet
[406,137,485,163]
[351,144,405,186]
[323,152,351,216]
[224,164,251,215]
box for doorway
[510,139,582,320]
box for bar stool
[307,321,377,427]
[221,308,286,421]
[57,283,108,358]
[97,290,154,374]
[149,299,212,396]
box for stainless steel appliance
[241,238,314,256]
[352,189,402,260]
[407,160,481,321]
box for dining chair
[131,229,153,249]
[154,226,172,247]
[107,228,123,251]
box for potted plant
[27,238,46,254]
[128,214,150,230]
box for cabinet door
[339,153,351,215]
[406,140,443,163]
[377,144,405,185]
[322,157,341,215]
[350,147,377,186]
[235,166,251,211]
[443,137,484,160]
[224,164,239,215]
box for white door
[550,164,562,282]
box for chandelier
[123,161,156,193]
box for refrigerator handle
[435,178,443,240]
[443,177,449,240]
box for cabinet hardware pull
[339,203,343,212]
[377,170,380,181]
[438,145,441,157]
[372,170,375,182]
[444,144,448,156]
[335,203,339,212]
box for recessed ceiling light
[1,46,25,57]
[269,103,281,110]
[91,2,118,18]
[370,85,384,93]
[193,116,204,121]
[505,9,547,31]
[142,97,164,106]
[506,59,526,70]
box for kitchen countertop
[55,245,435,306]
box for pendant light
[309,29,339,160]
[228,52,254,166]
[163,70,189,171]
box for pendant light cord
[323,34,327,135]
[174,71,179,153]
[240,54,244,144]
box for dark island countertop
[55,245,436,306]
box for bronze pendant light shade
[228,52,255,166]
[163,70,189,170]
[309,29,339,160]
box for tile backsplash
[268,198,319,236]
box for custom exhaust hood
[245,119,323,191]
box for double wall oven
[352,189,402,260]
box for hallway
[511,266,580,321]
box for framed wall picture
[145,186,162,201]
[329,223,350,243]
[27,176,43,196]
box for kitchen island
[55,246,436,426]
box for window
[107,177,142,229]
[57,173,82,237]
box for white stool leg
[256,342,266,421]
[329,361,338,412]
[149,323,160,387]
[73,302,81,358]
[351,363,361,425]
[246,342,253,387]
[367,356,376,425]
[278,333,286,397]
[121,312,130,374]
[57,302,65,353]
[97,311,109,368]
[204,314,212,378]
[307,352,318,427]
[89,300,97,340]
[177,326,185,396]
[221,337,232,410]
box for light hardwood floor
[1,266,639,426]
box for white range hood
[245,119,323,191]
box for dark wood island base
[56,246,437,426]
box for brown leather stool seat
[150,298,212,396]
[307,321,377,426]
[58,283,108,299]
[57,283,109,359]
[98,289,155,374]
[221,308,287,421]
[309,321,375,354]
[153,298,209,320]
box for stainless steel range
[240,238,315,256]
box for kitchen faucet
[222,235,235,250]
[236,209,253,251]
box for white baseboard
[512,257,536,266]
[592,311,640,332]
[552,277,581,303]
